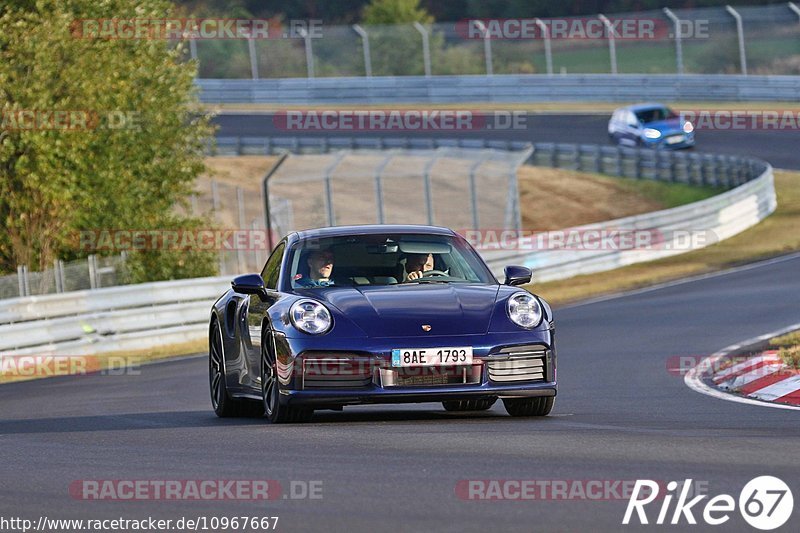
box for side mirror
[503,265,532,286]
[232,274,267,299]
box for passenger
[403,253,434,282]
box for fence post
[324,152,347,226]
[353,25,372,77]
[663,8,684,75]
[54,259,63,293]
[262,152,290,252]
[211,178,220,216]
[468,159,483,231]
[790,2,800,23]
[725,5,747,75]
[247,35,259,80]
[298,27,315,78]
[189,36,198,62]
[17,265,26,297]
[236,187,247,273]
[534,18,553,75]
[88,255,98,290]
[598,14,618,74]
[422,155,439,225]
[374,154,394,224]
[472,20,493,75]
[413,22,432,77]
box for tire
[209,319,264,418]
[502,396,554,417]
[262,330,313,424]
[442,398,497,412]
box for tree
[362,0,433,25]
[0,0,216,281]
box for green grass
[613,177,725,209]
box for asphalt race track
[213,112,800,170]
[2,253,799,532]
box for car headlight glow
[643,128,662,139]
[507,293,543,329]
[683,122,694,133]
[290,299,332,335]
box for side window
[261,243,285,290]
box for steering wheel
[419,269,449,277]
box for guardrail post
[598,14,618,74]
[298,27,315,78]
[725,5,747,75]
[472,21,493,75]
[374,155,393,224]
[247,35,259,80]
[413,22,432,77]
[353,25,372,77]
[663,8,684,74]
[534,19,553,75]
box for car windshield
[287,233,495,289]
[634,107,677,123]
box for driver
[296,249,335,287]
[403,253,434,282]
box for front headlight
[683,122,694,133]
[290,299,332,335]
[507,293,543,329]
[643,128,662,139]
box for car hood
[644,118,684,134]
[316,284,501,338]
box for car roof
[622,102,669,112]
[292,224,456,240]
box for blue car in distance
[209,225,556,423]
[608,103,694,149]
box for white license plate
[391,347,473,367]
[666,135,684,144]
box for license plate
[391,347,473,367]
[666,135,684,144]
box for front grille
[487,346,548,383]
[380,364,482,387]
[301,357,373,389]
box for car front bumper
[273,330,558,407]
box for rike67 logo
[623,477,793,530]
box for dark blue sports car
[209,225,557,423]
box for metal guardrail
[214,136,765,189]
[196,74,800,104]
[0,277,229,355]
[0,142,775,357]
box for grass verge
[769,331,800,369]
[530,170,800,306]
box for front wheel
[210,320,263,418]
[442,398,497,412]
[502,396,554,417]
[262,331,313,424]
